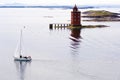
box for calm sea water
[0,8,120,80]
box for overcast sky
[0,0,120,5]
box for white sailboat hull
[14,57,32,61]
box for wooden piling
[49,24,53,30]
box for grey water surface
[0,8,120,80]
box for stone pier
[49,23,71,30]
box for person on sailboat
[20,55,22,58]
[20,55,28,59]
[24,56,27,59]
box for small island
[82,10,120,21]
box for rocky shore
[82,10,120,21]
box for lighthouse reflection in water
[70,28,81,51]
[49,26,81,52]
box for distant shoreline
[0,6,92,9]
[0,5,120,9]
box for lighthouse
[71,5,81,26]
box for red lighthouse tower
[71,5,81,26]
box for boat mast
[19,29,22,56]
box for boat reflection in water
[14,61,31,80]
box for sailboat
[14,29,32,61]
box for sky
[0,0,120,5]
